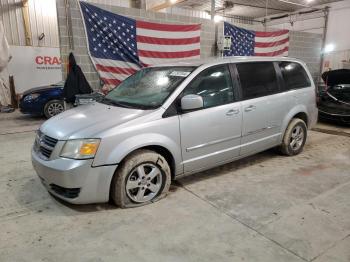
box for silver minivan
[32,57,318,207]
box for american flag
[80,2,201,89]
[223,22,289,57]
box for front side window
[279,62,311,90]
[104,66,195,109]
[237,62,279,100]
[183,64,235,109]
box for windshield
[103,66,195,109]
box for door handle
[226,109,240,116]
[244,105,256,112]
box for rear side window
[236,62,279,100]
[279,62,311,90]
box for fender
[92,133,183,175]
[280,105,309,140]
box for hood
[322,69,350,86]
[40,102,155,140]
[23,84,63,96]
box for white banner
[7,46,63,93]
[0,21,10,72]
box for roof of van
[150,56,306,68]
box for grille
[36,131,58,160]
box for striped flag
[223,22,289,57]
[80,2,201,89]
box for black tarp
[63,53,92,103]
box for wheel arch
[293,112,308,127]
[281,106,309,140]
[94,133,182,178]
[119,145,177,180]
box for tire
[44,100,65,119]
[280,118,307,156]
[111,149,171,208]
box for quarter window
[237,62,279,100]
[279,62,311,90]
[183,65,235,109]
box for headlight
[24,93,40,101]
[60,139,100,159]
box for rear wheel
[44,100,64,118]
[111,150,171,208]
[280,118,307,156]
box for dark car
[318,69,350,124]
[19,81,65,118]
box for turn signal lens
[79,141,99,156]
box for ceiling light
[324,43,335,53]
[214,15,223,23]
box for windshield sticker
[170,71,191,77]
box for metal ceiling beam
[227,1,291,12]
[278,0,309,8]
[153,0,291,13]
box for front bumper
[318,109,350,124]
[31,149,117,204]
[19,99,44,115]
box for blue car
[19,81,65,118]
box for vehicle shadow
[18,149,280,215]
[177,148,280,187]
[317,118,350,128]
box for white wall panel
[325,0,350,52]
[164,6,254,25]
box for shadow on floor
[177,149,279,187]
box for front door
[179,64,242,173]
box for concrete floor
[0,111,350,262]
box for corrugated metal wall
[28,0,59,47]
[0,0,59,47]
[0,0,26,45]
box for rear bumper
[31,148,116,204]
[310,108,318,128]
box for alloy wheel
[125,163,163,203]
[47,102,64,117]
[290,125,304,151]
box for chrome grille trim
[35,131,58,160]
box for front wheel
[280,118,307,156]
[111,150,171,208]
[43,100,65,119]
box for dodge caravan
[32,57,318,207]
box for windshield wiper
[101,97,135,108]
[101,97,158,110]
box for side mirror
[181,94,203,111]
